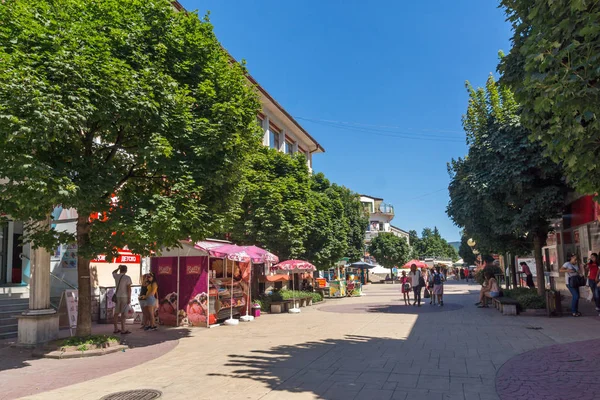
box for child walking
[400,271,411,305]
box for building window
[269,129,280,150]
[257,117,264,129]
[285,140,294,155]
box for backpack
[433,272,442,285]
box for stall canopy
[259,274,289,282]
[273,259,316,273]
[193,242,279,264]
[350,261,375,269]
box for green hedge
[504,287,546,310]
[255,290,323,313]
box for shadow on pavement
[0,325,190,373]
[209,334,411,399]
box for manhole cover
[101,389,162,400]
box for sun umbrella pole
[229,258,234,321]
[176,247,180,327]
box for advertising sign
[65,289,78,329]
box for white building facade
[360,195,409,246]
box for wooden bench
[492,297,519,316]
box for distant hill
[448,241,460,252]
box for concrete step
[0,286,29,299]
[0,298,29,310]
[0,331,17,340]
[0,303,29,312]
[0,324,17,335]
[0,317,17,326]
[0,309,25,319]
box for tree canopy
[447,75,570,294]
[0,0,262,335]
[499,0,600,194]
[458,234,477,266]
[409,227,458,261]
[368,232,410,271]
[229,149,368,269]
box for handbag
[418,272,426,287]
[112,274,124,302]
[424,288,431,298]
[569,275,586,288]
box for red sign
[93,250,140,264]
[158,265,173,275]
[186,265,202,275]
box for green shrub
[61,335,118,351]
[311,292,323,303]
[504,287,536,299]
[475,265,503,285]
[503,287,546,310]
[516,292,546,310]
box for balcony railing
[378,203,394,215]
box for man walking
[112,264,132,334]
[520,261,535,289]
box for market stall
[272,259,316,313]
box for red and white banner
[93,249,140,264]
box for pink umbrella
[242,245,279,264]
[273,259,316,272]
[403,259,428,269]
[272,260,316,313]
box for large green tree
[409,227,458,261]
[368,232,410,274]
[303,173,348,270]
[447,75,570,295]
[229,149,311,260]
[499,1,600,194]
[0,0,261,335]
[230,150,368,269]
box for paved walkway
[3,281,600,400]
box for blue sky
[181,0,512,242]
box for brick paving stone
[6,281,600,400]
[495,338,600,400]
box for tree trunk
[76,214,92,336]
[533,232,547,297]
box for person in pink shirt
[520,262,535,289]
[400,271,411,305]
[587,253,599,311]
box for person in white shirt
[409,264,423,307]
[112,264,132,334]
[560,253,583,317]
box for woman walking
[400,271,411,305]
[560,254,583,317]
[139,272,159,330]
[409,264,423,307]
[138,274,149,329]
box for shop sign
[186,264,202,275]
[158,265,173,275]
[65,289,78,328]
[93,252,141,264]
